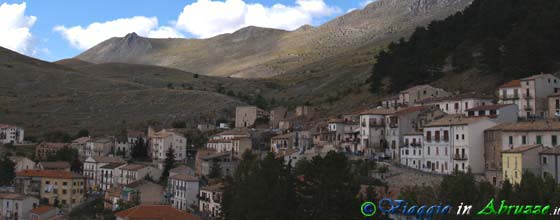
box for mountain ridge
[76,0,473,78]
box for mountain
[0,46,267,136]
[76,0,473,79]
[368,0,560,94]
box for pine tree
[208,159,223,179]
[0,156,15,186]
[160,147,176,183]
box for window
[62,190,67,194]
[443,131,449,142]
[537,136,542,144]
[454,103,459,110]
[63,182,67,186]
[462,134,465,140]
[435,131,440,142]
[509,136,513,145]
[426,131,432,142]
[522,136,527,145]
[553,135,558,146]
[465,102,469,109]
[543,156,548,165]
[456,134,459,140]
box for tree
[160,147,176,183]
[75,129,89,139]
[208,159,223,179]
[172,121,187,129]
[131,138,148,160]
[0,155,15,186]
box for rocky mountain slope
[76,0,473,78]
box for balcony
[501,94,519,100]
[410,143,422,148]
[453,154,468,160]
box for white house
[400,133,423,169]
[115,164,161,185]
[497,80,521,106]
[423,115,497,174]
[397,85,450,106]
[99,163,126,191]
[83,156,126,192]
[519,73,560,118]
[85,137,115,157]
[358,108,395,155]
[421,95,494,115]
[167,173,199,212]
[206,130,251,158]
[0,193,39,220]
[199,183,224,219]
[465,104,518,123]
[0,124,24,144]
[149,129,187,162]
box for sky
[0,0,376,61]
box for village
[1,73,560,219]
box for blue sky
[0,0,374,61]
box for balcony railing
[501,94,519,100]
[453,154,468,160]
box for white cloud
[175,0,340,38]
[54,16,183,50]
[360,0,376,8]
[0,2,37,55]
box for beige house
[269,107,287,128]
[548,93,560,118]
[35,143,70,161]
[15,170,85,211]
[9,156,36,172]
[398,85,449,106]
[85,137,114,157]
[206,130,251,158]
[502,144,543,184]
[149,129,187,162]
[235,106,268,128]
[0,193,39,220]
[421,94,494,115]
[497,80,521,106]
[519,73,560,118]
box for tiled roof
[0,193,27,200]
[100,163,125,169]
[541,146,560,155]
[170,165,193,174]
[119,164,145,171]
[37,143,69,149]
[31,205,56,215]
[420,93,494,104]
[271,133,293,139]
[502,144,542,153]
[424,115,485,127]
[201,183,224,192]
[39,161,71,169]
[395,106,430,115]
[115,205,201,220]
[91,156,125,164]
[0,124,20,129]
[498,80,521,88]
[466,104,514,111]
[71,136,90,144]
[358,108,397,115]
[16,170,83,179]
[521,73,556,81]
[487,120,560,131]
[170,173,199,182]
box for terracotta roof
[207,138,232,143]
[115,205,201,220]
[487,120,560,131]
[90,156,125,164]
[0,193,27,200]
[358,108,397,115]
[420,93,494,104]
[72,136,90,144]
[498,80,521,88]
[541,146,560,155]
[0,124,20,129]
[466,104,514,111]
[521,73,557,81]
[31,206,56,215]
[216,130,250,136]
[37,143,69,149]
[201,183,224,192]
[170,165,193,174]
[395,106,430,115]
[424,115,485,127]
[170,173,199,182]
[16,170,83,179]
[271,133,293,139]
[100,162,125,169]
[39,161,71,169]
[119,164,145,171]
[502,144,542,153]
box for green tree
[131,138,148,160]
[160,147,176,183]
[208,159,223,179]
[0,155,15,186]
